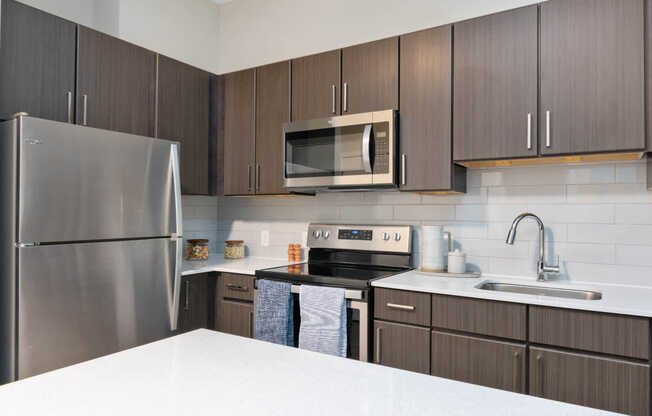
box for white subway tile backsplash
[182,160,652,288]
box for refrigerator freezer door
[17,238,177,379]
[17,117,180,243]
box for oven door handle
[254,279,364,301]
[362,124,373,173]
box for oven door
[283,110,396,190]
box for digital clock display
[338,229,372,240]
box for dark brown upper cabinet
[76,26,156,137]
[341,37,399,114]
[157,55,212,195]
[399,26,465,193]
[540,0,645,156]
[453,6,538,162]
[0,0,76,122]
[255,61,290,195]
[291,50,341,121]
[223,69,256,196]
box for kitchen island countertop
[0,329,618,416]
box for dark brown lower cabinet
[373,320,430,374]
[216,299,254,338]
[178,274,215,333]
[530,347,650,416]
[431,331,526,393]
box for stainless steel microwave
[283,110,397,191]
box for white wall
[218,161,652,288]
[16,0,222,74]
[216,0,542,73]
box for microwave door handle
[362,124,373,173]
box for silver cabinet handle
[226,284,249,292]
[526,113,532,150]
[331,84,336,114]
[362,124,373,173]
[545,111,551,148]
[66,91,73,123]
[513,351,521,392]
[256,164,261,192]
[375,327,382,364]
[247,165,252,192]
[386,303,415,311]
[401,154,407,186]
[536,354,544,395]
[82,94,88,126]
[249,311,254,338]
[184,280,190,311]
[343,82,348,113]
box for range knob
[312,230,322,239]
[394,233,401,241]
[323,231,330,239]
[382,232,391,241]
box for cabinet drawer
[219,273,254,302]
[431,331,526,394]
[431,295,526,341]
[530,347,650,416]
[374,288,431,326]
[529,306,649,360]
[374,320,430,374]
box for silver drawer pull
[226,284,249,292]
[386,303,415,311]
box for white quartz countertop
[182,255,301,276]
[0,329,617,416]
[373,271,652,318]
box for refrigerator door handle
[169,143,183,331]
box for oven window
[285,125,370,178]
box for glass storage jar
[186,239,209,261]
[224,240,245,259]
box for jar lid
[187,239,209,244]
[448,249,466,257]
[225,240,244,245]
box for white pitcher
[420,225,452,272]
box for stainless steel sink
[476,282,602,300]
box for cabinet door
[217,299,254,338]
[157,56,211,195]
[530,347,649,416]
[179,274,215,333]
[0,0,76,122]
[540,0,644,155]
[400,26,465,192]
[453,6,538,161]
[255,61,290,195]
[291,50,340,120]
[76,26,156,137]
[431,331,526,394]
[223,69,255,195]
[341,37,398,114]
[373,321,430,374]
[647,0,652,152]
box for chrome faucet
[506,213,560,282]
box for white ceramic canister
[447,249,467,274]
[420,225,452,272]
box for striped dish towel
[298,285,347,357]
[254,280,294,346]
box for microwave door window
[285,126,367,178]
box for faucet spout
[505,213,559,281]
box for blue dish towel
[254,280,294,346]
[298,285,347,357]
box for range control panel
[338,229,373,241]
[307,224,412,253]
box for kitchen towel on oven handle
[298,285,347,358]
[254,280,294,346]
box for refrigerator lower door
[17,238,179,379]
[17,116,181,243]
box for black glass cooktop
[256,263,407,289]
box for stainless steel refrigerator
[0,115,183,383]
